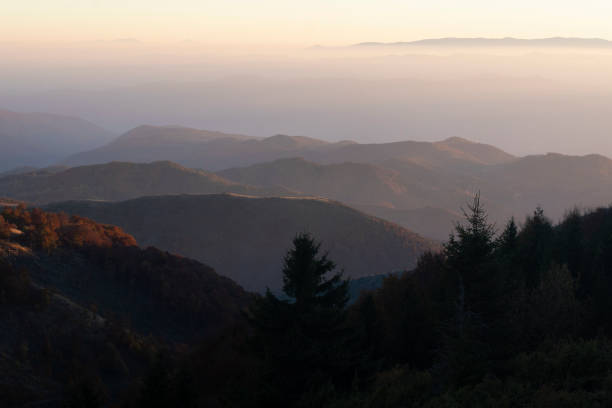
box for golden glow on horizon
[3,1,612,45]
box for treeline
[130,195,612,407]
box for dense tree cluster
[325,196,612,406]
[136,196,612,407]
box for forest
[119,194,612,407]
[3,196,612,407]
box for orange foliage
[1,206,137,250]
[0,215,10,239]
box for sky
[3,0,612,45]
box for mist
[3,40,612,157]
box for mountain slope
[0,109,115,171]
[0,206,251,342]
[219,158,408,207]
[478,153,612,218]
[0,160,290,205]
[0,206,252,405]
[47,194,438,291]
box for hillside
[219,158,408,207]
[354,205,462,241]
[0,206,252,405]
[0,109,115,171]
[0,205,251,342]
[0,161,290,205]
[46,194,438,291]
[477,153,612,217]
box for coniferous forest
[117,195,612,407]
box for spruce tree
[248,233,350,406]
[439,193,503,383]
[444,192,497,313]
[496,217,518,256]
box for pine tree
[438,193,504,383]
[496,217,518,256]
[248,233,350,406]
[517,206,554,288]
[445,192,496,273]
[444,192,497,313]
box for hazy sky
[4,1,612,45]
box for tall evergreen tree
[438,193,507,383]
[444,192,497,313]
[248,233,350,406]
[517,207,554,288]
[496,217,518,257]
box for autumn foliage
[1,205,137,250]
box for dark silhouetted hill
[0,206,252,405]
[46,194,438,291]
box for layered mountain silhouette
[63,124,513,171]
[0,109,115,171]
[64,125,352,170]
[0,161,291,204]
[3,120,611,241]
[46,194,438,291]
[219,150,612,239]
[354,37,612,48]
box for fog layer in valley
[3,40,612,157]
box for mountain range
[63,125,352,170]
[3,121,612,240]
[219,152,612,239]
[354,37,612,48]
[62,125,514,171]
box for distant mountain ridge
[63,124,514,170]
[63,125,353,170]
[0,109,115,171]
[354,37,612,48]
